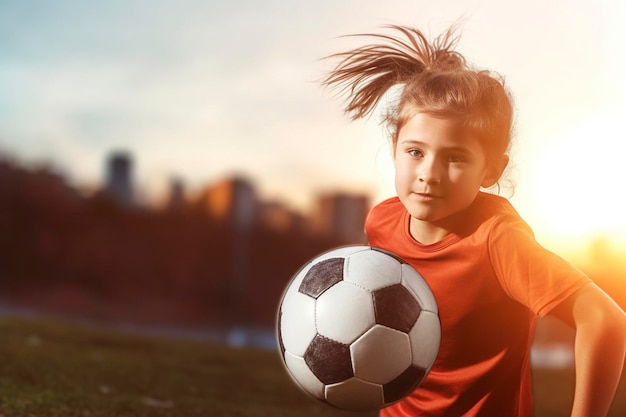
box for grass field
[0,316,623,417]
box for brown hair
[322,25,514,173]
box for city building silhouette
[201,175,257,228]
[104,151,134,207]
[313,192,369,243]
[259,200,304,232]
[166,177,186,212]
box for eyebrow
[398,140,475,155]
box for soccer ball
[276,245,440,411]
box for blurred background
[1,0,625,375]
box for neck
[409,217,453,245]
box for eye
[448,154,467,163]
[408,149,423,158]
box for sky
[1,0,626,252]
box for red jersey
[366,192,590,417]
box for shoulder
[366,197,405,224]
[365,197,406,243]
[370,196,404,215]
[473,192,520,219]
[468,192,531,235]
[449,192,531,243]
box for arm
[549,283,626,417]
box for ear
[481,155,509,188]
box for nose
[417,157,441,184]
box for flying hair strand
[322,25,464,120]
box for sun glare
[527,109,626,247]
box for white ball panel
[409,311,441,369]
[284,351,325,399]
[315,245,370,262]
[344,249,402,291]
[316,281,375,344]
[325,378,385,411]
[280,263,313,308]
[280,272,311,314]
[280,291,317,356]
[351,325,412,384]
[401,264,438,313]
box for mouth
[413,192,441,201]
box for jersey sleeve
[364,197,403,247]
[487,217,591,317]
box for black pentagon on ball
[383,365,428,404]
[373,284,421,333]
[304,334,354,385]
[299,257,345,299]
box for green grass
[0,316,374,417]
[0,316,623,417]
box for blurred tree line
[1,156,624,330]
[0,157,349,327]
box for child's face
[394,112,492,227]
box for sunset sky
[1,0,625,252]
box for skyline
[1,0,625,251]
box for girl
[323,25,626,417]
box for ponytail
[322,25,464,120]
